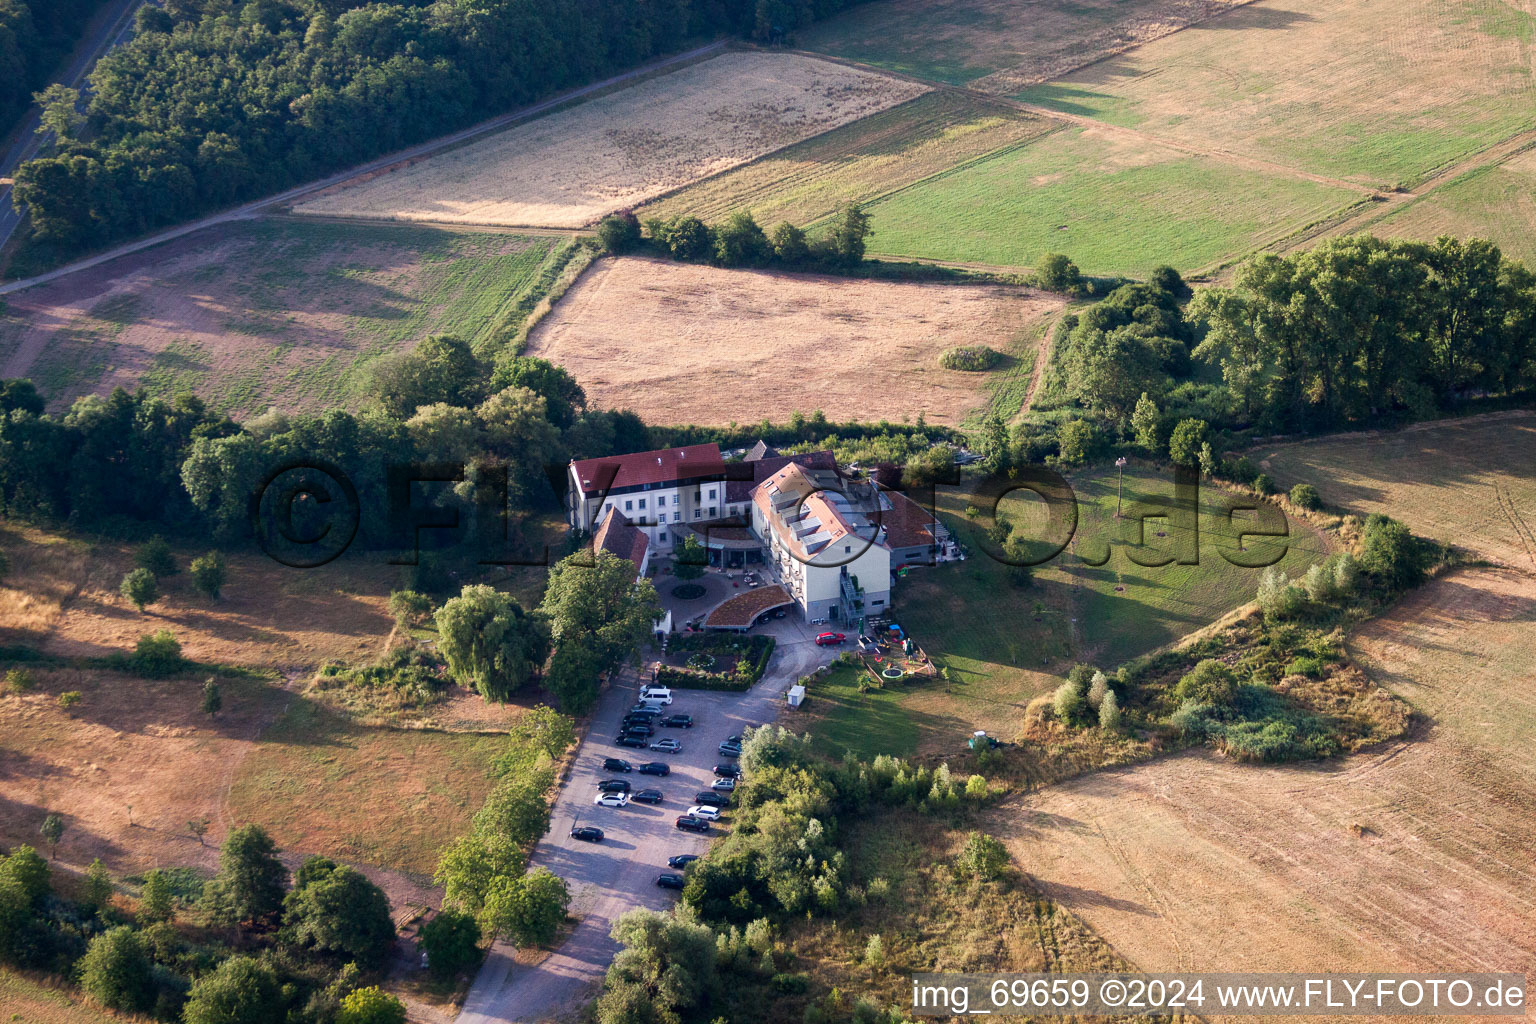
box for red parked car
[815,632,846,646]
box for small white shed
[786,684,806,708]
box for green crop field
[859,127,1360,276]
[1368,149,1536,265]
[0,219,579,417]
[641,92,1053,228]
[1015,0,1536,189]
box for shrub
[132,630,184,678]
[658,216,712,261]
[861,933,884,968]
[387,589,434,630]
[1289,483,1321,510]
[1256,567,1306,619]
[80,926,154,1012]
[337,987,406,1024]
[1285,655,1327,678]
[1056,420,1097,465]
[1086,670,1109,709]
[4,667,35,694]
[596,211,642,253]
[419,909,482,980]
[1225,455,1258,484]
[954,832,1010,881]
[712,211,771,267]
[1330,553,1359,596]
[1253,473,1277,495]
[938,346,1001,371]
[58,691,82,710]
[1168,699,1215,738]
[770,221,810,265]
[1173,659,1237,706]
[189,551,227,599]
[120,568,159,612]
[1148,265,1187,296]
[1301,561,1342,603]
[136,536,177,578]
[1052,681,1087,726]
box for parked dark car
[602,758,632,773]
[597,779,631,793]
[632,788,664,804]
[656,873,686,890]
[623,723,655,737]
[661,714,694,729]
[713,763,742,779]
[629,704,663,717]
[616,735,648,749]
[667,854,699,869]
[675,815,711,834]
[638,762,671,776]
[623,713,657,727]
[693,791,728,807]
[570,826,604,842]
[723,733,742,745]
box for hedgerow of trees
[0,0,108,134]
[15,0,879,252]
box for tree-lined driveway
[458,616,828,1023]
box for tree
[201,824,287,929]
[190,551,227,599]
[1131,393,1161,452]
[79,926,154,1012]
[1052,681,1086,727]
[862,933,885,968]
[1035,253,1083,294]
[83,858,113,915]
[1086,670,1109,710]
[505,705,576,760]
[419,909,482,980]
[674,535,706,580]
[338,987,407,1024]
[435,830,528,920]
[132,629,184,677]
[954,832,1010,881]
[597,211,642,253]
[713,211,770,266]
[137,535,178,577]
[596,909,718,1024]
[140,869,175,923]
[1167,418,1208,467]
[482,867,569,946]
[39,813,64,859]
[188,819,210,846]
[120,568,159,613]
[374,335,483,418]
[202,679,223,718]
[34,84,83,140]
[1098,689,1121,731]
[434,585,550,703]
[660,216,712,261]
[1361,514,1425,590]
[822,204,872,266]
[1056,420,1096,465]
[283,857,396,968]
[770,221,810,265]
[540,551,660,708]
[182,956,280,1024]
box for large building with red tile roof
[592,508,650,579]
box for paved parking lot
[460,615,829,1023]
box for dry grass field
[1015,0,1536,188]
[0,219,574,417]
[0,970,124,1024]
[639,92,1054,227]
[1254,410,1536,570]
[523,256,1064,426]
[998,566,1536,1004]
[293,52,928,229]
[798,0,1250,90]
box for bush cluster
[938,346,1001,372]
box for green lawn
[859,128,1360,276]
[801,662,922,761]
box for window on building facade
[625,500,632,511]
[673,512,681,522]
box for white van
[640,686,673,705]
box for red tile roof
[879,489,945,551]
[594,508,649,574]
[724,449,837,503]
[704,584,793,628]
[570,443,724,497]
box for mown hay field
[1254,410,1536,571]
[293,52,928,229]
[640,91,1053,227]
[861,126,1361,275]
[797,0,1250,91]
[0,219,573,418]
[997,564,1536,998]
[523,256,1064,427]
[1016,0,1536,189]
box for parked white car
[685,805,721,821]
[593,792,630,808]
[640,686,673,705]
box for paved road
[459,614,831,1024]
[0,0,144,251]
[0,39,727,296]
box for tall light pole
[1115,457,1127,518]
